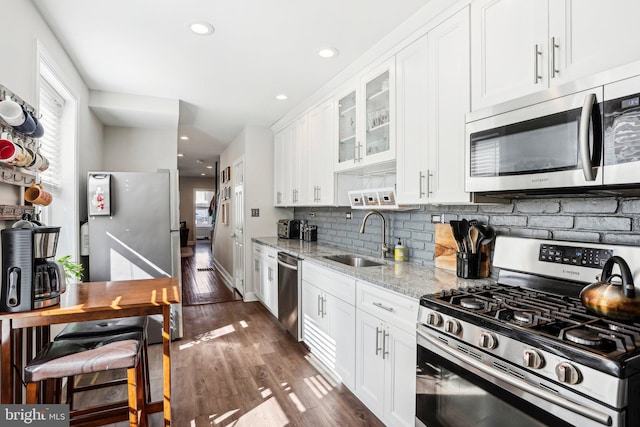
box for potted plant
[56,255,84,283]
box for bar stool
[54,317,151,410]
[25,331,148,426]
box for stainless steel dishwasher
[277,252,301,340]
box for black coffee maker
[0,222,64,312]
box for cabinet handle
[255,260,259,272]
[373,301,394,312]
[268,267,272,281]
[375,326,382,356]
[534,44,541,83]
[317,294,322,317]
[316,186,321,202]
[354,143,358,164]
[382,330,389,360]
[322,296,327,317]
[419,171,425,198]
[277,191,282,204]
[427,169,433,196]
[550,37,559,78]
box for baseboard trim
[212,259,233,289]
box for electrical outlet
[431,214,442,223]
[346,212,352,219]
[309,212,315,217]
[251,209,260,217]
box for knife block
[434,224,491,278]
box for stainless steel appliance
[277,251,301,340]
[465,62,640,195]
[278,219,300,239]
[87,170,182,340]
[416,236,640,427]
[0,226,64,312]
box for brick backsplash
[294,196,640,267]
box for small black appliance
[0,225,64,312]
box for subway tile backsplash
[294,196,640,266]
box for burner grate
[428,284,640,355]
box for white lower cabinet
[355,281,418,427]
[300,263,418,426]
[301,262,356,390]
[252,243,278,317]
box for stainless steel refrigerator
[87,170,183,341]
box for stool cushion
[54,316,148,340]
[25,331,142,383]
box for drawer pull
[373,302,394,312]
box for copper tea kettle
[580,256,640,321]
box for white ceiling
[33,0,432,176]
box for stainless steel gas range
[416,236,640,427]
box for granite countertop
[252,237,494,300]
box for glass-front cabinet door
[337,90,357,167]
[364,70,391,158]
[335,61,395,171]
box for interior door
[232,158,245,295]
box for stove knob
[478,332,497,349]
[523,349,544,369]
[444,319,461,335]
[556,362,581,385]
[426,312,443,327]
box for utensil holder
[456,252,480,279]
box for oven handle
[417,329,612,426]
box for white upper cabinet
[548,0,640,86]
[336,60,396,171]
[307,98,335,205]
[336,89,358,169]
[292,115,310,205]
[396,7,471,204]
[471,0,548,110]
[472,0,640,110]
[273,126,293,206]
[274,116,311,207]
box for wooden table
[0,277,180,426]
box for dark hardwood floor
[72,241,384,426]
[181,241,241,305]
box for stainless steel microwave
[465,69,640,194]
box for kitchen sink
[323,254,384,267]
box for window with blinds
[38,79,64,188]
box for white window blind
[38,79,64,188]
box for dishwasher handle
[277,252,300,270]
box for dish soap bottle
[394,238,406,262]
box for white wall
[213,129,246,277]
[0,0,104,235]
[102,126,177,172]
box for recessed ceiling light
[201,173,206,176]
[276,94,288,101]
[196,159,204,164]
[189,22,215,36]
[177,153,184,157]
[180,136,189,141]
[318,47,339,58]
[206,165,213,169]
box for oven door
[465,87,604,193]
[416,328,621,427]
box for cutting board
[434,223,491,278]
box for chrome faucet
[359,210,391,259]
